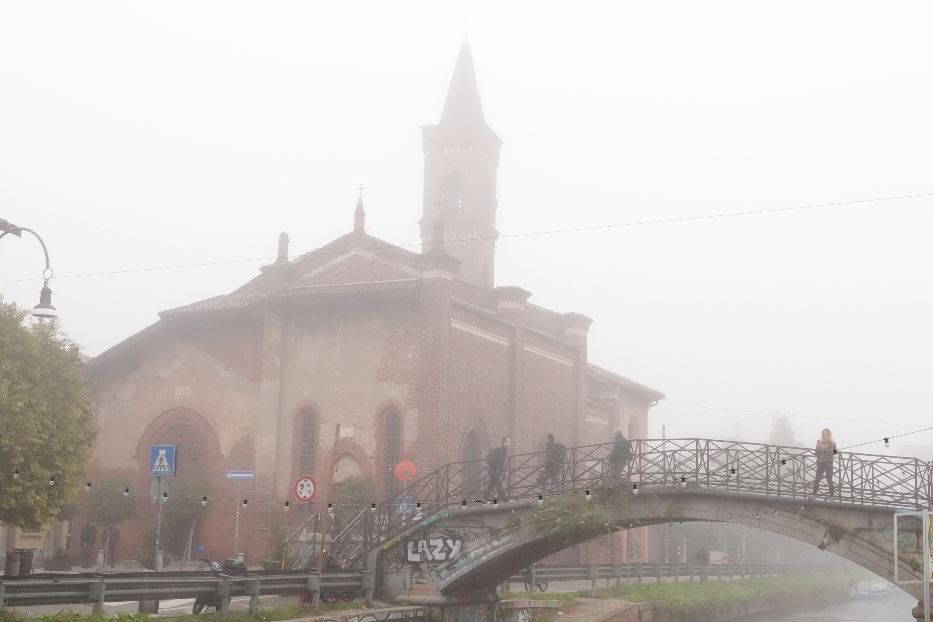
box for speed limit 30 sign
[293,474,317,503]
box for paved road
[15,595,301,617]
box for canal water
[758,590,919,621]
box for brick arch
[322,439,375,505]
[133,407,224,558]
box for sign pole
[923,509,930,622]
[155,476,164,571]
[234,480,241,558]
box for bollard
[655,565,661,583]
[96,550,105,571]
[614,564,622,587]
[636,564,643,584]
[588,565,597,592]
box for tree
[88,478,137,527]
[0,298,95,532]
[768,414,800,447]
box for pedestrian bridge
[364,438,932,610]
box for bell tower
[420,43,502,288]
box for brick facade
[84,43,663,567]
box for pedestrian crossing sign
[149,445,176,477]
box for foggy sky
[1,1,932,451]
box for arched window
[383,412,402,501]
[298,412,316,475]
[462,429,484,497]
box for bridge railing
[389,438,933,526]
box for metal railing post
[90,578,105,614]
[307,572,321,607]
[217,577,231,618]
[248,577,260,614]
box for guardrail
[0,570,368,613]
[507,562,836,592]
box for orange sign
[394,460,417,482]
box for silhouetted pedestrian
[608,430,633,486]
[537,434,566,492]
[80,524,96,568]
[484,437,511,501]
[812,428,837,497]
[106,526,120,568]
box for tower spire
[354,185,366,233]
[440,43,485,127]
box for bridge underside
[378,487,926,604]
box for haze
[1,1,931,450]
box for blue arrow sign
[150,445,176,477]
[224,470,255,480]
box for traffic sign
[294,474,317,503]
[224,471,255,480]
[149,445,176,477]
[394,460,417,482]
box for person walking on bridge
[537,434,566,493]
[484,437,511,501]
[608,430,633,486]
[812,428,837,498]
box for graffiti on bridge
[406,537,463,563]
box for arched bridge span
[369,439,931,605]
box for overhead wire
[1,191,931,284]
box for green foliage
[530,497,614,545]
[585,574,852,621]
[88,478,137,527]
[0,298,96,530]
[332,476,376,509]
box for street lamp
[0,217,57,319]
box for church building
[85,44,663,565]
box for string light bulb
[162,491,168,500]
[49,476,56,486]
[201,496,208,506]
[884,437,891,448]
[493,499,499,507]
[632,483,639,495]
[370,502,377,513]
[123,486,130,497]
[780,459,786,466]
[415,502,422,511]
[242,499,248,508]
[283,501,290,511]
[585,490,592,501]
[13,469,19,480]
[85,481,92,491]
[461,500,467,510]
[730,467,736,475]
[537,494,543,506]
[680,476,687,487]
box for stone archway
[135,408,223,560]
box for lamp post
[0,217,57,319]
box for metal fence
[508,562,836,592]
[284,438,933,570]
[0,570,367,612]
[394,438,933,519]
